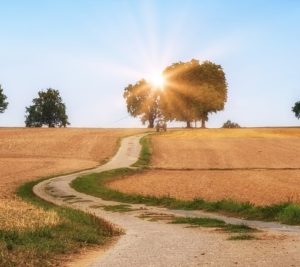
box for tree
[222,120,241,128]
[292,101,300,119]
[0,84,8,113]
[25,88,70,127]
[161,59,227,128]
[123,79,160,128]
[160,60,197,128]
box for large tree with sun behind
[123,79,161,128]
[124,59,227,128]
[161,59,227,128]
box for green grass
[71,168,300,225]
[227,234,257,240]
[132,135,152,168]
[278,204,300,224]
[102,204,136,213]
[171,217,256,233]
[0,179,121,267]
[89,204,135,212]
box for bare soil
[0,128,147,198]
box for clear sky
[1,0,299,128]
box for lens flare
[148,72,165,89]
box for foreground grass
[0,179,120,267]
[72,168,300,225]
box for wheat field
[0,128,147,231]
[150,128,300,169]
[108,128,300,206]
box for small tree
[25,88,70,127]
[0,85,8,113]
[222,120,241,128]
[292,101,300,119]
[124,80,160,128]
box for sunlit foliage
[124,59,227,128]
[124,79,161,128]
[161,59,227,128]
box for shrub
[222,120,241,128]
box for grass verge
[71,168,300,225]
[0,179,121,267]
[171,216,257,240]
[90,204,137,213]
[228,234,257,240]
[171,217,256,233]
[132,135,152,168]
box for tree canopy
[292,101,300,119]
[123,59,228,128]
[25,88,69,127]
[123,79,160,128]
[0,85,8,113]
[161,59,227,128]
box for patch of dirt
[107,169,300,206]
[151,128,300,169]
[65,237,120,267]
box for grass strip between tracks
[132,135,152,168]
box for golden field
[108,169,300,205]
[108,128,300,206]
[0,128,147,231]
[0,199,60,231]
[0,128,147,198]
[150,128,300,169]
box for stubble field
[0,128,147,231]
[0,128,147,198]
[108,128,300,206]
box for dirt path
[34,134,300,266]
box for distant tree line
[1,66,300,128]
[124,59,228,128]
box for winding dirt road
[34,134,300,266]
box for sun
[148,72,165,89]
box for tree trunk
[186,121,191,128]
[201,119,206,128]
[148,120,154,128]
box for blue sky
[1,0,299,128]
